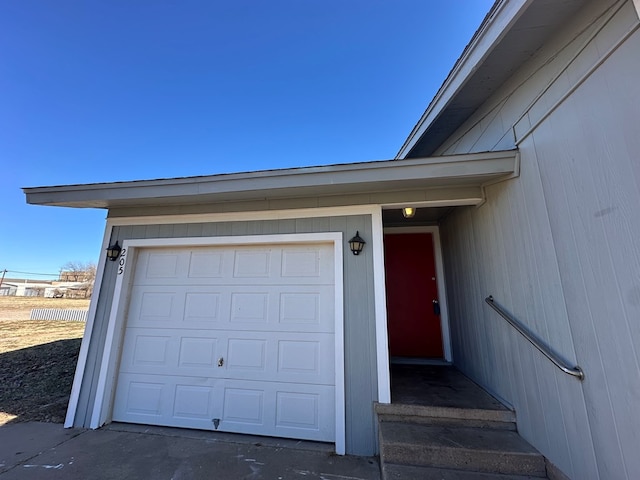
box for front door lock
[217,357,224,367]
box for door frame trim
[383,226,452,362]
[89,232,346,454]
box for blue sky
[0,0,493,279]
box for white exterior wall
[439,1,640,478]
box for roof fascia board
[24,150,517,208]
[396,0,532,159]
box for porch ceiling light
[402,207,416,218]
[106,241,122,261]
[348,231,366,256]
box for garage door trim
[91,232,345,454]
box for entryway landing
[389,363,509,412]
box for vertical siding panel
[529,29,640,475]
[531,115,626,480]
[277,219,296,234]
[434,3,636,477]
[294,217,314,233]
[172,224,189,237]
[342,215,376,455]
[245,221,263,235]
[129,225,147,239]
[157,224,174,238]
[526,137,598,479]
[201,223,217,237]
[312,217,331,232]
[186,223,203,237]
[503,179,556,456]
[514,145,577,475]
[261,220,280,235]
[144,224,160,238]
[215,222,233,236]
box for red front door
[384,232,443,358]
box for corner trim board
[64,223,112,428]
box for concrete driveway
[0,422,380,479]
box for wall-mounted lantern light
[402,207,416,218]
[348,231,366,256]
[106,241,122,261]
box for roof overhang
[24,150,518,210]
[397,0,587,158]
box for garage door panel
[184,292,222,323]
[134,250,191,284]
[113,373,219,430]
[130,334,172,367]
[114,375,334,442]
[126,288,185,326]
[178,336,219,369]
[114,242,336,444]
[223,331,334,385]
[280,245,334,282]
[219,381,335,442]
[120,328,222,377]
[127,285,334,333]
[120,328,334,383]
[135,246,333,286]
[187,250,225,278]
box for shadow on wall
[0,339,81,426]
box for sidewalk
[0,422,380,479]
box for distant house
[23,0,640,477]
[44,282,93,298]
[0,279,52,297]
[0,282,17,296]
[0,278,90,298]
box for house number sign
[117,248,127,275]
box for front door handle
[217,357,224,367]
[432,299,440,316]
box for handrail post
[485,296,584,381]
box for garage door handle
[217,357,224,367]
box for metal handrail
[485,296,584,380]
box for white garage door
[112,243,336,442]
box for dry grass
[0,296,90,321]
[0,296,88,425]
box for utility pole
[0,269,6,290]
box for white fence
[30,308,88,322]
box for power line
[4,270,60,277]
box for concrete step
[376,403,516,430]
[383,464,546,479]
[379,422,547,477]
